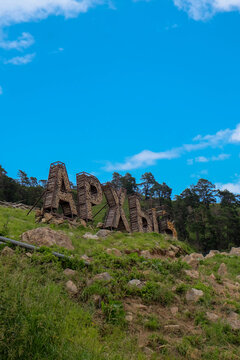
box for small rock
[226,312,240,330]
[63,268,77,277]
[140,250,151,259]
[186,288,204,302]
[79,219,87,227]
[128,279,142,288]
[218,263,227,276]
[182,253,203,269]
[164,324,180,332]
[169,244,179,255]
[205,250,220,259]
[51,218,65,225]
[229,247,240,256]
[96,229,111,238]
[184,270,199,279]
[96,222,104,228]
[82,232,99,240]
[1,246,14,256]
[25,252,32,258]
[170,306,179,316]
[206,312,219,322]
[166,250,176,258]
[65,280,78,295]
[221,252,229,256]
[93,294,101,307]
[209,273,216,281]
[106,248,122,257]
[81,254,92,264]
[43,212,53,222]
[125,312,133,322]
[93,272,112,282]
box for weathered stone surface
[96,229,111,238]
[205,250,220,259]
[218,263,227,276]
[79,219,87,227]
[43,212,53,222]
[209,273,216,281]
[64,268,77,277]
[93,272,112,282]
[96,222,104,228]
[186,288,204,302]
[51,218,65,225]
[106,248,122,257]
[229,247,240,256]
[140,250,151,259]
[170,306,179,316]
[82,232,98,240]
[128,279,142,288]
[206,312,219,322]
[21,227,74,250]
[1,246,14,256]
[125,312,133,322]
[65,280,78,295]
[81,254,92,264]
[182,253,204,269]
[226,312,240,330]
[184,270,199,279]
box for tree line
[1,164,240,253]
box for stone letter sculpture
[128,195,153,233]
[76,172,103,221]
[43,161,77,217]
[102,183,130,232]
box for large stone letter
[147,208,159,233]
[128,195,153,233]
[76,172,103,221]
[102,184,130,232]
[43,161,77,217]
[157,210,177,238]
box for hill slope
[1,206,240,360]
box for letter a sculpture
[43,161,77,217]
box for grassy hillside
[1,206,240,360]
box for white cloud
[216,181,240,194]
[104,124,239,171]
[104,148,182,171]
[5,53,35,65]
[0,32,34,50]
[0,0,107,27]
[173,0,240,20]
[0,86,2,95]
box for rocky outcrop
[21,227,74,250]
[186,288,204,302]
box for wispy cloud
[173,0,240,20]
[188,153,231,164]
[0,32,34,50]
[0,0,108,27]
[5,53,35,65]
[104,124,240,171]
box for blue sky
[1,0,240,195]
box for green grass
[1,206,240,360]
